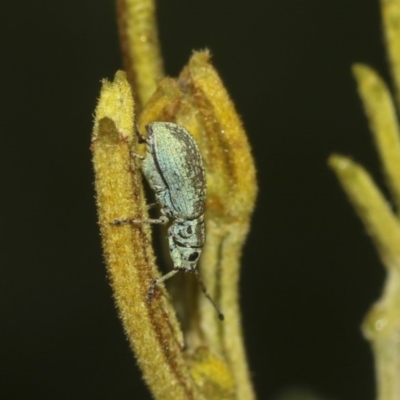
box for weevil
[114,122,224,320]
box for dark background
[0,1,389,399]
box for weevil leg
[111,215,168,226]
[146,202,158,210]
[130,151,145,161]
[130,126,146,160]
[135,123,148,143]
[193,269,225,321]
[147,269,180,302]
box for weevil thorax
[168,216,205,271]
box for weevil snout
[168,219,204,271]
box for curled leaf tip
[328,153,353,172]
[352,63,373,79]
[93,70,134,141]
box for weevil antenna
[135,123,147,143]
[193,269,224,321]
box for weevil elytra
[114,122,224,320]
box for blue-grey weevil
[114,122,224,320]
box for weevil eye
[178,225,193,239]
[188,251,199,262]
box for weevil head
[168,219,205,271]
